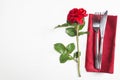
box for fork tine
[95,12,101,22]
[93,12,100,23]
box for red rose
[67,8,87,25]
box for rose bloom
[67,8,87,25]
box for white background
[0,0,120,80]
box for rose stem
[76,25,81,77]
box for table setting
[85,11,117,73]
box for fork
[92,12,101,69]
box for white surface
[0,0,120,80]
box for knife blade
[98,10,108,70]
[100,11,108,37]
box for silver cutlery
[99,10,108,69]
[92,12,101,69]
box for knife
[98,10,108,70]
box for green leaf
[78,31,89,36]
[78,22,85,30]
[68,55,74,60]
[59,53,69,63]
[73,52,81,58]
[54,43,66,54]
[55,23,70,29]
[66,43,75,53]
[66,28,76,37]
[67,21,78,27]
[71,23,78,27]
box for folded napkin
[85,14,117,73]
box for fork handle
[95,32,100,69]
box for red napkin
[85,14,117,73]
